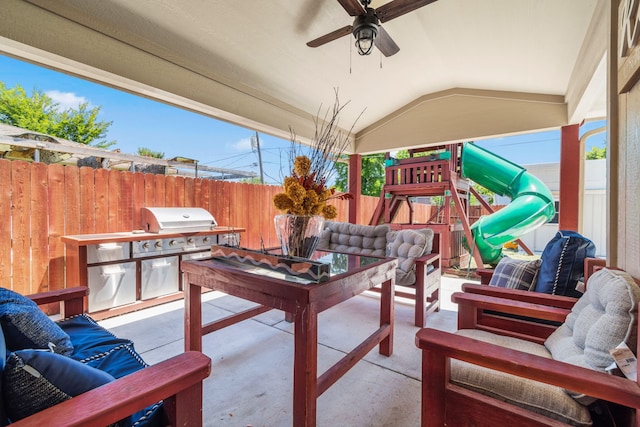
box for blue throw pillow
[58,314,131,361]
[58,315,164,427]
[533,230,596,297]
[3,350,115,422]
[0,287,73,355]
[0,325,7,427]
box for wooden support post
[348,154,361,224]
[559,124,581,231]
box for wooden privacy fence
[0,159,495,296]
[0,159,335,295]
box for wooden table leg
[293,306,318,427]
[415,261,426,327]
[184,280,203,352]
[379,278,394,356]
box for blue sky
[0,54,606,184]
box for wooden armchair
[415,266,640,427]
[7,287,211,427]
[461,257,608,344]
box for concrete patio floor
[98,274,476,427]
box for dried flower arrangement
[273,90,361,219]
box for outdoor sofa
[0,286,210,426]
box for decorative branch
[287,88,364,188]
[274,89,363,220]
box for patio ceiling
[0,0,606,154]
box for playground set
[370,142,555,268]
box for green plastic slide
[461,142,555,265]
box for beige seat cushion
[545,268,639,368]
[451,329,592,427]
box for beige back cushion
[545,268,640,404]
[385,229,432,287]
[317,223,434,287]
[545,268,640,370]
[317,222,389,257]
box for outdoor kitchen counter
[60,226,245,245]
[61,226,245,319]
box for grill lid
[141,207,217,233]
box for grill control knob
[154,241,163,249]
[187,238,195,244]
[142,242,150,250]
[169,240,178,247]
[203,237,211,244]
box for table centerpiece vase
[274,214,325,259]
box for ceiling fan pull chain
[350,40,353,74]
[379,51,383,69]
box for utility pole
[251,131,265,184]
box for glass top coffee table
[181,250,397,427]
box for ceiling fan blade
[307,25,353,48]
[375,26,400,57]
[375,0,438,23]
[337,0,365,16]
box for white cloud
[233,136,253,151]
[45,90,88,110]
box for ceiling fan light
[352,9,379,56]
[354,26,377,55]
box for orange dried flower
[293,156,312,176]
[273,91,359,220]
[273,154,346,219]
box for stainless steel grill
[131,235,216,258]
[75,207,239,313]
[134,207,222,301]
[140,207,217,233]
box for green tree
[0,82,114,148]
[239,176,263,184]
[586,145,606,159]
[334,153,386,196]
[137,147,165,158]
[471,182,494,205]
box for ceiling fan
[307,0,438,57]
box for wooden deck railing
[385,158,450,186]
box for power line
[200,152,250,164]
[479,136,559,148]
